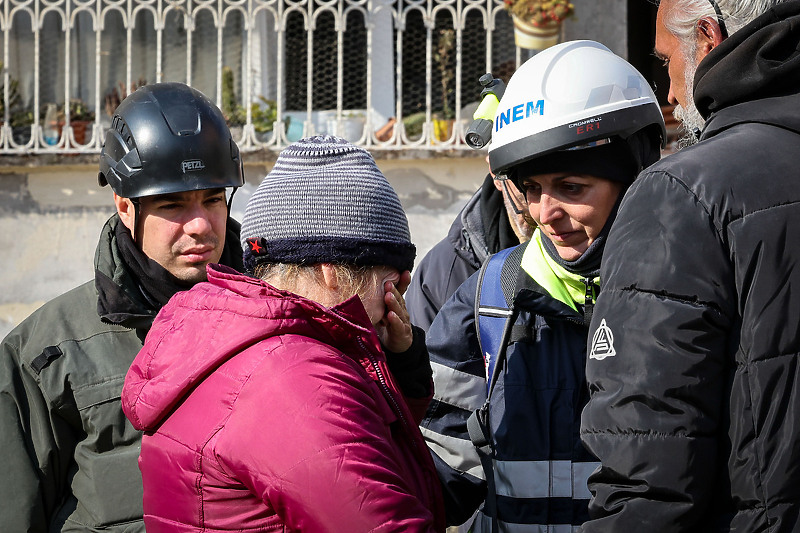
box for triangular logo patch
[589,318,616,360]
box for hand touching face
[364,269,414,353]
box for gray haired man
[581,1,800,531]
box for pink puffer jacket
[122,264,445,532]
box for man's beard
[674,102,705,149]
[673,53,706,149]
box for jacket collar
[94,214,244,330]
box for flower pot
[326,115,366,142]
[70,120,91,145]
[341,116,365,142]
[433,117,453,142]
[512,15,561,50]
[229,125,244,144]
[255,129,274,144]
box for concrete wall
[0,154,486,338]
[565,0,628,58]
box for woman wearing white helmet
[420,40,665,532]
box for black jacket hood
[94,214,243,329]
[695,0,800,135]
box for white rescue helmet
[488,40,666,176]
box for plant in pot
[0,63,21,125]
[402,112,427,141]
[433,28,456,142]
[503,0,574,50]
[251,96,285,143]
[222,67,288,143]
[10,109,34,145]
[104,79,147,118]
[0,63,34,145]
[64,98,96,145]
[221,66,249,142]
[336,110,365,143]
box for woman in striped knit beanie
[123,135,446,532]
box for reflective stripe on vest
[430,361,486,412]
[493,460,599,500]
[420,425,486,481]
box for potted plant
[503,0,574,50]
[0,63,34,145]
[338,110,366,142]
[10,109,34,145]
[221,66,246,141]
[251,96,285,143]
[104,79,147,118]
[64,98,96,145]
[402,112,427,142]
[0,63,21,125]
[433,28,456,141]
[221,67,239,119]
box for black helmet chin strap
[227,187,238,214]
[130,197,141,246]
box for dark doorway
[627,0,670,105]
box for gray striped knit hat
[241,135,415,273]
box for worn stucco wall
[564,0,628,59]
[0,153,485,338]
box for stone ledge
[0,146,486,173]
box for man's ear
[114,193,136,236]
[696,17,726,60]
[492,176,504,192]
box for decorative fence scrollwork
[1,0,523,154]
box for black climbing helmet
[99,82,244,199]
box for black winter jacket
[407,174,519,330]
[580,3,800,532]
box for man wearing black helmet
[0,82,244,532]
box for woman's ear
[319,263,340,291]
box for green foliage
[221,66,239,124]
[433,29,456,119]
[65,98,95,122]
[221,66,284,133]
[402,112,427,138]
[250,96,280,133]
[0,62,33,128]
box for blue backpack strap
[474,246,516,397]
[468,245,519,533]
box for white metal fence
[1,0,529,154]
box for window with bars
[0,0,520,154]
